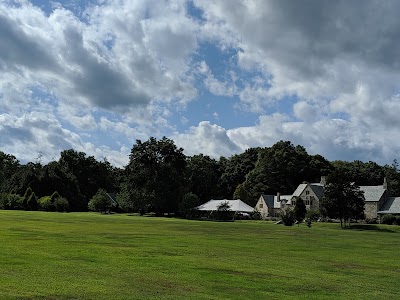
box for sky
[1,0,400,167]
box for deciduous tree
[320,172,365,228]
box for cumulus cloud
[195,0,400,116]
[2,0,400,166]
[174,115,392,164]
[0,0,199,116]
[172,121,241,158]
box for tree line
[1,138,399,216]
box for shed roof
[378,197,400,214]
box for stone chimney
[383,177,390,197]
[320,176,326,186]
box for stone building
[256,177,400,219]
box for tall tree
[219,147,261,198]
[320,171,365,228]
[244,141,324,204]
[0,151,20,193]
[125,137,186,215]
[59,149,119,208]
[185,154,221,204]
[332,160,384,186]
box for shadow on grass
[349,224,396,233]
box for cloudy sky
[1,0,400,167]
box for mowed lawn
[0,211,399,300]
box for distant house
[255,177,400,220]
[255,193,292,218]
[378,197,400,216]
[290,177,326,211]
[359,184,387,219]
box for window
[305,200,310,206]
[305,191,310,195]
[259,203,263,208]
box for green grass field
[0,211,399,300]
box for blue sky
[1,0,400,167]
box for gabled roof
[359,185,386,202]
[197,199,254,213]
[292,184,308,197]
[292,183,325,199]
[378,197,400,214]
[260,194,292,209]
[309,184,325,199]
[260,194,274,209]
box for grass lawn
[0,211,399,299]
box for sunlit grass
[0,210,399,299]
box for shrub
[394,216,400,226]
[381,214,396,225]
[306,209,321,221]
[364,218,378,224]
[0,193,7,209]
[215,202,234,221]
[179,193,200,218]
[280,208,295,226]
[7,194,25,210]
[27,193,38,211]
[88,189,113,213]
[38,196,55,212]
[54,197,70,212]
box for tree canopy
[320,171,365,228]
[1,138,399,216]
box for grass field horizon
[0,210,399,299]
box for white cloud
[2,0,400,167]
[172,121,241,158]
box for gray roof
[261,194,275,209]
[378,197,400,214]
[261,194,291,209]
[309,184,325,199]
[359,185,386,202]
[292,183,325,200]
[292,184,307,197]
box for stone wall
[365,202,378,219]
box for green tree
[293,196,307,225]
[23,187,38,211]
[0,151,20,193]
[219,148,261,198]
[233,183,250,203]
[125,137,186,215]
[280,206,295,226]
[384,160,400,196]
[88,189,113,214]
[179,192,200,218]
[59,149,120,210]
[245,141,324,204]
[216,202,233,221]
[332,160,384,186]
[185,154,221,204]
[320,171,365,228]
